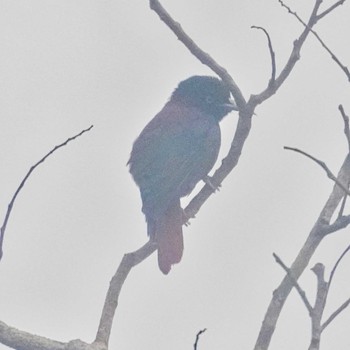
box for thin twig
[273,253,313,314]
[279,0,317,25]
[318,244,350,331]
[336,98,350,214]
[322,297,350,331]
[193,328,207,350]
[284,146,350,196]
[339,105,350,152]
[338,107,350,220]
[328,243,350,288]
[308,27,350,81]
[279,0,350,81]
[317,0,347,20]
[0,125,94,260]
[251,26,276,87]
[249,0,322,108]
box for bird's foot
[203,175,221,192]
[182,209,193,226]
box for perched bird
[128,76,236,274]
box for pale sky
[1,1,350,349]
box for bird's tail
[149,201,184,274]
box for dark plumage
[128,76,236,274]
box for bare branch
[94,240,157,346]
[279,0,317,25]
[309,29,350,81]
[320,244,350,330]
[329,243,350,288]
[0,125,94,261]
[273,253,313,314]
[322,297,350,331]
[254,154,350,350]
[337,192,347,219]
[279,0,350,81]
[251,26,277,86]
[284,146,350,196]
[193,328,207,350]
[249,0,322,108]
[0,319,107,350]
[339,105,350,152]
[321,215,350,235]
[309,263,327,350]
[317,0,347,20]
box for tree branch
[339,105,350,152]
[0,125,94,261]
[0,319,108,350]
[337,191,347,219]
[94,240,157,346]
[319,244,350,331]
[249,0,323,108]
[320,215,350,235]
[328,243,350,288]
[0,321,65,350]
[309,264,327,350]
[308,28,350,81]
[284,146,350,196]
[273,253,313,314]
[251,26,277,87]
[317,0,347,20]
[254,154,350,350]
[193,328,207,350]
[279,0,350,81]
[321,297,350,331]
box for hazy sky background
[1,1,350,349]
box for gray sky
[1,1,350,349]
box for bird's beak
[221,98,238,111]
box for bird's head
[171,75,237,121]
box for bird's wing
[129,103,220,220]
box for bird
[128,75,236,274]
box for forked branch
[279,0,350,81]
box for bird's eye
[205,95,214,104]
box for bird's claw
[182,209,193,226]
